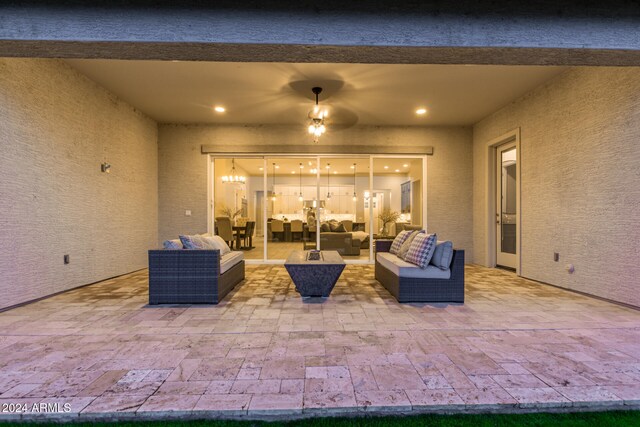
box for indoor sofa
[319,232,361,256]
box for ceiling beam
[201,145,434,156]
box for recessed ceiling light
[403,164,409,167]
[416,108,427,115]
[214,106,226,113]
[275,165,280,169]
[350,165,355,169]
[333,171,337,174]
[259,167,263,171]
[395,169,400,172]
[384,166,389,169]
[291,171,295,174]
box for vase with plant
[218,205,243,225]
[378,209,400,236]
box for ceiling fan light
[308,125,316,134]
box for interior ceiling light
[403,164,409,167]
[395,169,400,172]
[221,158,245,184]
[416,108,427,115]
[352,163,357,202]
[298,163,304,202]
[271,163,277,201]
[214,106,226,113]
[384,165,389,169]
[308,87,327,143]
[326,163,331,200]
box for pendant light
[221,158,246,184]
[326,163,331,200]
[308,87,327,143]
[352,163,357,201]
[271,162,277,201]
[298,162,304,202]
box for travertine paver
[0,264,639,420]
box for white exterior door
[496,143,518,269]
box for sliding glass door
[211,154,426,264]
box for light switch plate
[185,210,192,216]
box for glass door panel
[372,157,424,238]
[318,157,369,261]
[266,157,318,260]
[496,145,517,269]
[213,157,263,260]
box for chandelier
[221,158,246,184]
[308,87,327,143]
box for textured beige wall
[473,67,640,307]
[0,58,158,310]
[158,124,473,260]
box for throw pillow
[399,230,424,260]
[179,234,214,250]
[163,239,183,250]
[328,220,341,232]
[430,240,454,270]
[389,230,413,255]
[320,222,331,232]
[404,233,438,268]
[202,235,231,256]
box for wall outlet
[185,210,192,216]
[553,252,559,262]
[64,254,70,264]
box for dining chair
[215,216,234,249]
[290,219,303,241]
[271,219,284,242]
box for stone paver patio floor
[1,264,639,420]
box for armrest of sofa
[375,240,393,253]
[450,249,465,277]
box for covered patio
[1,265,639,420]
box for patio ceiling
[65,60,565,126]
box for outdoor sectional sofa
[375,240,465,303]
[148,249,245,304]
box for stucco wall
[158,124,473,261]
[473,67,640,307]
[0,58,158,310]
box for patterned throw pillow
[399,230,424,260]
[179,235,214,250]
[404,233,438,268]
[389,230,413,255]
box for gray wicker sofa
[375,240,464,303]
[148,249,244,304]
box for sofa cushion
[202,235,231,256]
[180,234,215,250]
[320,222,331,232]
[399,230,424,260]
[404,233,437,268]
[220,251,244,274]
[163,239,183,250]
[431,240,454,270]
[389,230,413,255]
[377,252,451,279]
